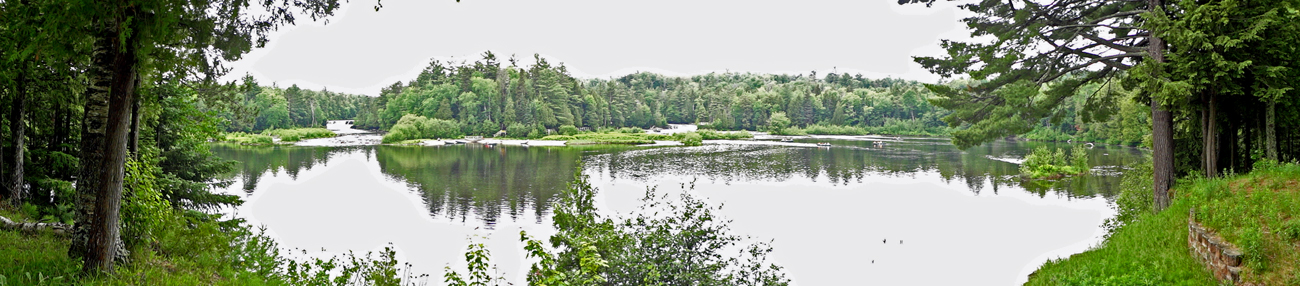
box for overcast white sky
[221,0,971,96]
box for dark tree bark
[7,62,28,205]
[71,19,138,273]
[1202,92,1218,178]
[1267,99,1277,161]
[128,79,140,156]
[54,97,66,152]
[1149,0,1173,211]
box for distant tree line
[344,52,954,136]
[217,75,372,132]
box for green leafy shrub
[446,171,790,286]
[681,132,703,146]
[1101,161,1154,236]
[558,125,580,136]
[506,123,531,138]
[527,127,545,139]
[1021,145,1089,178]
[382,114,464,143]
[765,112,792,134]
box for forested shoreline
[214,51,1156,147]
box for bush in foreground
[445,172,790,286]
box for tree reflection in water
[213,139,1146,227]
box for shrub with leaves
[1021,145,1090,179]
[447,171,790,286]
[383,114,465,143]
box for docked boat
[780,138,794,142]
[816,142,832,147]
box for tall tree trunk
[54,98,66,153]
[1202,92,1218,178]
[71,20,138,273]
[1222,117,1237,172]
[310,100,317,126]
[8,62,28,205]
[1148,0,1174,211]
[128,79,140,156]
[1267,99,1277,161]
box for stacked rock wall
[1188,210,1243,284]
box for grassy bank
[1027,162,1300,285]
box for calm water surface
[213,122,1145,285]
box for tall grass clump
[223,132,273,145]
[261,128,336,142]
[382,114,464,143]
[691,129,753,140]
[541,132,669,145]
[801,124,869,135]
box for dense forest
[213,51,1150,145]
[216,75,372,133]
[341,53,954,136]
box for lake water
[212,121,1146,285]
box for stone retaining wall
[1188,209,1244,284]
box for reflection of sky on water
[217,150,554,284]
[214,135,1143,285]
[588,163,1113,285]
